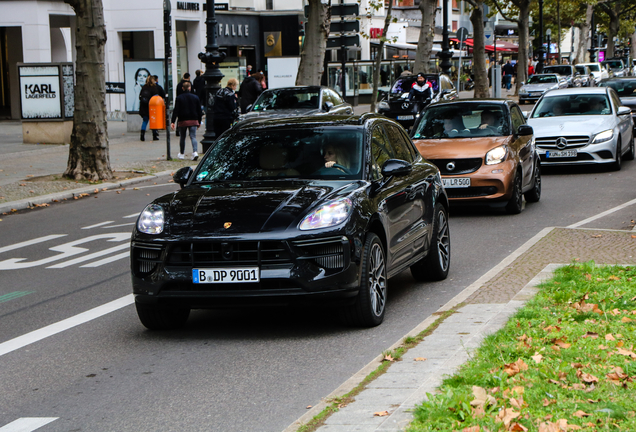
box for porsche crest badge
[224,222,232,229]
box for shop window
[266,0,273,9]
[452,21,458,31]
[121,31,155,60]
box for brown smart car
[411,99,541,214]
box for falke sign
[176,2,200,10]
[24,84,57,99]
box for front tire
[524,162,541,203]
[625,133,635,161]
[340,233,387,327]
[411,203,450,281]
[611,139,622,171]
[136,302,190,330]
[506,171,524,214]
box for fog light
[491,169,504,173]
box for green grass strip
[407,261,636,431]
[296,308,458,432]
[0,291,33,303]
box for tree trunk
[514,1,530,96]
[63,0,112,181]
[605,4,619,58]
[632,31,636,66]
[370,0,394,112]
[469,2,488,98]
[413,0,437,74]
[557,0,561,63]
[574,4,593,64]
[296,0,330,85]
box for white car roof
[541,87,609,97]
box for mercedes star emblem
[446,162,456,172]
[555,137,568,149]
[401,102,410,110]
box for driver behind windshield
[478,110,499,131]
[323,144,350,172]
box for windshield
[413,103,509,139]
[544,66,573,76]
[527,75,558,84]
[252,89,320,111]
[603,61,623,70]
[390,77,439,95]
[587,64,600,72]
[193,127,364,181]
[599,79,636,98]
[532,95,611,118]
[575,66,587,74]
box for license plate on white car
[397,115,414,121]
[546,150,577,158]
[193,268,260,284]
[443,177,471,188]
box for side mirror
[517,125,534,136]
[378,90,387,99]
[617,106,631,116]
[381,159,412,177]
[323,101,334,112]
[173,166,193,188]
[246,104,253,112]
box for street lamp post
[437,0,452,75]
[198,0,226,154]
[588,11,596,62]
[546,28,552,65]
[536,0,544,74]
[163,0,172,160]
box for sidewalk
[289,227,636,431]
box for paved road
[0,152,634,431]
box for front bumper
[536,135,619,166]
[519,93,543,103]
[438,159,516,204]
[131,235,362,308]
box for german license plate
[546,150,577,158]
[193,268,260,283]
[397,115,414,121]
[443,177,471,188]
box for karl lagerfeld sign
[19,65,62,119]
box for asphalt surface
[1,93,635,432]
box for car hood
[412,136,511,159]
[522,83,558,92]
[241,108,322,120]
[527,116,613,137]
[164,181,360,236]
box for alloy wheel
[368,243,387,317]
[436,210,450,272]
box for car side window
[370,126,394,180]
[609,90,622,112]
[510,106,525,134]
[383,124,414,162]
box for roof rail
[358,112,381,124]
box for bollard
[149,95,166,130]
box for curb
[283,227,557,432]
[0,169,177,215]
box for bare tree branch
[492,0,519,24]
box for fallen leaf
[373,411,389,417]
[470,386,496,409]
[543,398,556,406]
[573,410,590,418]
[414,357,427,362]
[621,317,632,323]
[582,332,599,339]
[462,426,481,432]
[509,423,528,431]
[591,234,602,238]
[605,334,616,341]
[306,405,312,409]
[571,363,584,369]
[504,359,528,377]
[496,407,520,427]
[383,354,395,362]
[576,370,599,384]
[616,348,636,359]
[608,276,620,281]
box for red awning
[485,45,512,52]
[450,38,474,47]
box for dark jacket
[502,63,515,76]
[176,79,190,97]
[139,84,160,117]
[171,91,203,125]
[238,76,263,114]
[193,75,206,101]
[212,87,238,121]
[409,82,432,103]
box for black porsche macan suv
[131,114,450,329]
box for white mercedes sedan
[527,87,635,170]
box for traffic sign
[329,20,360,34]
[484,21,494,44]
[326,35,360,49]
[456,27,469,42]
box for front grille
[429,158,482,175]
[292,236,347,271]
[447,186,498,198]
[536,136,589,150]
[165,241,292,267]
[132,242,164,276]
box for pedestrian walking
[192,70,205,104]
[212,78,239,139]
[138,75,161,141]
[176,72,191,97]
[170,82,203,161]
[502,60,514,91]
[238,72,263,114]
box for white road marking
[568,197,636,228]
[0,418,57,431]
[0,295,134,357]
[0,235,67,255]
[81,251,129,268]
[130,183,177,190]
[123,212,140,219]
[81,221,114,229]
[0,233,130,270]
[102,222,135,229]
[47,244,130,268]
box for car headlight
[378,101,389,110]
[520,88,528,95]
[137,204,165,234]
[591,129,614,144]
[299,198,352,230]
[485,145,507,165]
